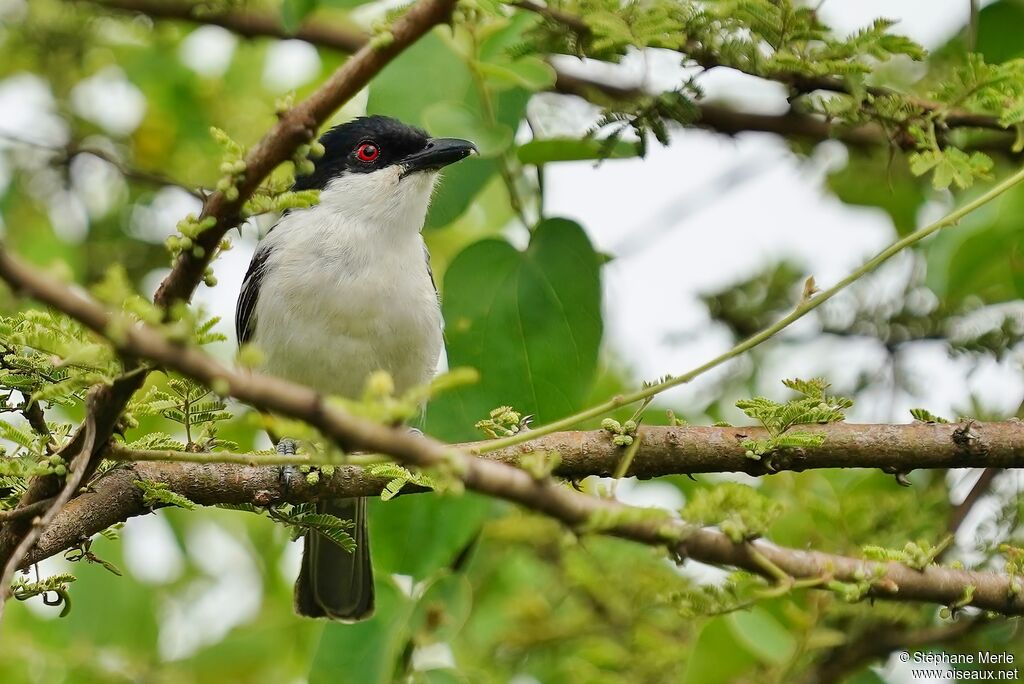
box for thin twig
[20,394,55,455]
[0,498,55,523]
[479,164,1024,453]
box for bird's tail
[295,496,375,621]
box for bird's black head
[293,115,477,191]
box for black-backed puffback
[235,115,475,622]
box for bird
[234,115,477,621]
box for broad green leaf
[409,572,474,641]
[726,608,797,665]
[475,56,556,91]
[422,101,513,158]
[926,184,1024,304]
[369,493,492,579]
[280,0,319,33]
[309,572,474,683]
[308,579,416,684]
[826,151,928,236]
[517,137,641,165]
[973,0,1024,63]
[683,617,759,683]
[428,218,603,441]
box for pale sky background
[0,1,1016,678]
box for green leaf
[910,408,950,423]
[516,137,641,165]
[308,579,416,684]
[429,218,603,440]
[369,493,491,579]
[683,618,758,683]
[726,608,797,665]
[298,513,356,552]
[280,0,319,33]
[974,1,1024,63]
[135,480,196,510]
[827,151,928,236]
[422,102,513,158]
[925,184,1024,304]
[909,148,993,190]
[475,56,556,91]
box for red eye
[356,143,379,162]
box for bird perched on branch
[234,116,476,621]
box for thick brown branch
[113,421,1024,478]
[3,250,1023,616]
[20,418,1024,565]
[90,0,1009,153]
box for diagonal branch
[948,467,1003,535]
[1,248,1023,615]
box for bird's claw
[277,438,301,495]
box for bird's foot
[278,438,334,492]
[277,438,303,496]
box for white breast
[249,169,443,399]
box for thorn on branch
[881,465,913,487]
[952,420,985,455]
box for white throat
[250,167,445,399]
[317,166,438,235]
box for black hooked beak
[400,138,478,177]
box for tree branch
[551,71,889,148]
[521,3,1010,136]
[2,248,1023,616]
[15,418,1024,566]
[110,421,1024,477]
[948,467,1003,535]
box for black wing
[235,244,271,345]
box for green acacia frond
[135,480,197,510]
